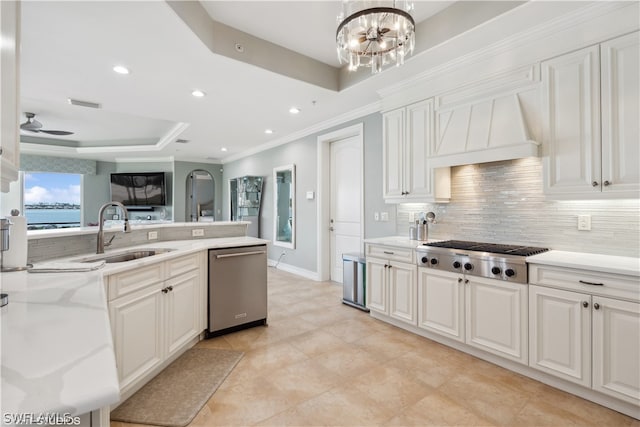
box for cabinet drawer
[529,264,639,303]
[108,263,165,300]
[166,253,200,278]
[366,244,414,263]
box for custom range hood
[428,67,541,168]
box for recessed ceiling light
[192,90,206,97]
[289,107,301,114]
[264,129,274,134]
[221,147,228,152]
[113,65,130,75]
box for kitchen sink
[76,248,175,264]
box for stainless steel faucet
[97,202,131,254]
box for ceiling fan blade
[39,129,74,136]
[380,28,391,34]
[358,36,367,43]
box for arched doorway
[186,170,215,222]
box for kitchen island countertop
[0,236,268,420]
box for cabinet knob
[464,279,469,284]
[592,181,599,187]
[167,286,174,292]
[603,180,611,186]
[161,288,168,294]
[582,301,589,308]
[594,303,600,310]
[457,278,462,283]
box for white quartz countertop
[526,250,640,277]
[364,236,429,249]
[0,236,268,418]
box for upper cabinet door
[600,31,640,196]
[542,45,601,196]
[405,99,433,199]
[0,1,21,193]
[382,108,405,199]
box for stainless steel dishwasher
[207,244,267,337]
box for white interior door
[330,136,362,283]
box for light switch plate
[148,231,158,240]
[578,215,591,231]
[192,228,205,237]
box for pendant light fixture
[336,0,415,74]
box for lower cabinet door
[466,277,528,364]
[418,269,464,341]
[110,286,163,391]
[165,270,201,358]
[366,257,388,314]
[592,296,640,405]
[388,261,418,325]
[529,285,591,386]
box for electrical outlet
[578,215,591,231]
[192,228,205,237]
[409,212,415,222]
[380,211,389,222]
[147,231,158,240]
[374,212,380,221]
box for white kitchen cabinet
[418,268,465,342]
[366,244,417,326]
[165,270,201,358]
[0,0,21,193]
[382,100,450,203]
[388,260,417,325]
[529,285,592,387]
[542,32,640,198]
[592,296,640,405]
[110,284,164,392]
[466,276,528,364]
[108,253,203,395]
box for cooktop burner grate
[424,240,549,257]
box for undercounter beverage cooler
[342,252,369,312]
[229,175,263,238]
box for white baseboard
[267,259,321,281]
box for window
[23,172,82,230]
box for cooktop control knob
[464,263,473,271]
[505,268,516,277]
[430,258,438,265]
[421,256,428,264]
[453,261,462,269]
[491,267,501,275]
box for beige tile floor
[112,268,640,427]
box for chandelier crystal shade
[336,0,415,74]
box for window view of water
[24,172,82,230]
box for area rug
[111,347,243,427]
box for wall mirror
[273,164,295,249]
[186,170,214,222]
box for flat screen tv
[110,172,167,206]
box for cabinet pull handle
[594,303,600,310]
[592,181,599,187]
[383,251,394,255]
[582,301,589,308]
[464,279,469,284]
[579,280,604,286]
[603,180,611,186]
[167,286,174,292]
[457,278,462,283]
[161,288,168,294]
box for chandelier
[336,1,415,74]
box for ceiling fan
[20,112,74,136]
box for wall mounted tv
[110,172,167,206]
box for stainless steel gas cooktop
[416,240,549,284]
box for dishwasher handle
[215,250,267,259]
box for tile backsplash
[397,158,640,257]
